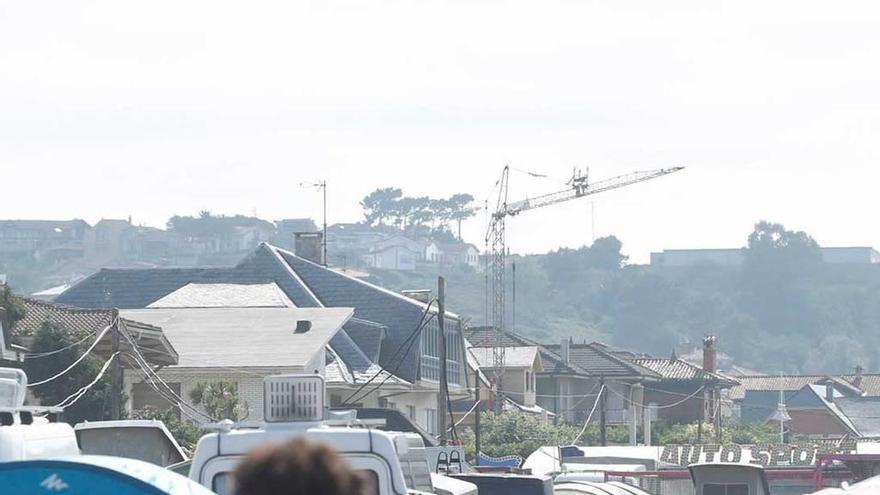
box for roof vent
[294,320,312,334]
[264,374,325,423]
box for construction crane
[485,165,684,408]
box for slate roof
[343,318,386,362]
[633,358,739,387]
[543,342,661,379]
[728,374,880,401]
[327,331,410,388]
[119,307,352,369]
[835,397,880,438]
[56,243,452,384]
[276,247,458,383]
[13,297,113,337]
[148,282,295,308]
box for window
[132,381,181,418]
[407,405,415,420]
[425,408,438,435]
[705,483,749,495]
[525,371,531,391]
[420,317,462,385]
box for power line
[23,329,100,359]
[28,324,113,387]
[571,384,605,445]
[341,301,437,405]
[53,352,119,409]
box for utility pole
[600,376,607,446]
[110,309,121,420]
[474,366,481,465]
[437,277,448,445]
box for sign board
[660,441,858,467]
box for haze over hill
[370,221,880,375]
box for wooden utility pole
[474,366,481,465]
[600,376,607,446]
[437,277,448,445]
[110,309,121,420]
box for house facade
[119,306,350,421]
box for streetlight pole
[321,180,327,266]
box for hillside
[369,222,880,375]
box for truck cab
[188,375,409,495]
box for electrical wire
[28,324,113,387]
[121,353,213,423]
[604,383,706,410]
[23,329,100,359]
[53,352,119,409]
[345,313,435,406]
[571,384,606,445]
[449,400,480,432]
[341,301,437,405]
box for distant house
[362,235,423,271]
[437,242,480,269]
[0,219,90,263]
[464,327,660,425]
[469,346,543,409]
[326,223,386,254]
[650,247,880,267]
[729,370,880,423]
[424,241,441,263]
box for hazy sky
[2,1,879,263]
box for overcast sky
[2,1,879,263]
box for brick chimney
[702,335,717,374]
[294,232,324,265]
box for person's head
[233,438,365,495]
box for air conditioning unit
[263,374,325,423]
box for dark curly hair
[233,438,367,495]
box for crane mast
[485,165,684,409]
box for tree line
[360,188,478,239]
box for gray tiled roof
[543,342,661,379]
[469,346,540,369]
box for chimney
[294,232,324,265]
[825,384,835,402]
[854,365,865,387]
[560,339,570,365]
[401,289,432,303]
[702,335,717,374]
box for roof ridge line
[267,243,458,317]
[262,244,324,307]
